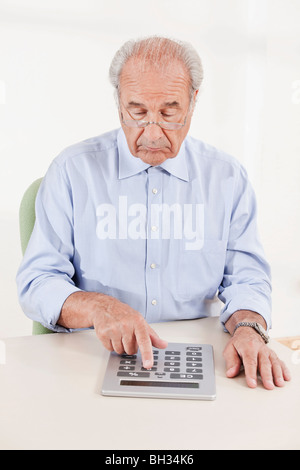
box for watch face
[255,323,269,342]
[258,323,267,334]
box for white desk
[0,318,299,450]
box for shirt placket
[145,167,163,323]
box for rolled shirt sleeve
[16,160,81,332]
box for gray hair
[109,36,204,105]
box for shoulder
[53,128,119,168]
[185,134,244,174]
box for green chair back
[19,178,55,335]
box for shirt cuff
[36,278,82,333]
[220,296,272,333]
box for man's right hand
[59,291,168,369]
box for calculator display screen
[120,380,199,389]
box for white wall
[1,0,299,337]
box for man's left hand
[223,326,291,389]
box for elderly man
[17,36,290,390]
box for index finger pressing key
[134,325,154,369]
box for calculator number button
[164,367,180,372]
[186,352,202,357]
[141,361,157,371]
[186,361,202,367]
[165,356,180,361]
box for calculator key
[164,367,180,372]
[155,372,166,376]
[186,347,202,351]
[165,351,180,355]
[141,367,157,371]
[186,351,202,357]
[120,360,136,365]
[186,368,203,373]
[165,356,180,361]
[186,362,202,367]
[164,361,180,367]
[142,361,157,367]
[117,371,150,378]
[121,354,137,359]
[119,365,135,371]
[170,373,203,380]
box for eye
[160,111,177,120]
[131,109,147,117]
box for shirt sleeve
[16,160,82,332]
[218,165,272,331]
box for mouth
[145,147,163,152]
[139,145,166,152]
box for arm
[218,166,272,330]
[17,159,166,365]
[16,161,81,331]
[218,167,290,388]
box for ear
[192,89,199,111]
[118,105,124,125]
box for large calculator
[101,342,216,400]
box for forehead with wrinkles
[119,57,191,106]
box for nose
[142,121,165,142]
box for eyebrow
[127,100,181,108]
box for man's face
[119,58,197,166]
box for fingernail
[144,360,152,369]
[249,378,257,387]
[226,367,236,377]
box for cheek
[122,126,143,153]
[171,122,192,154]
[167,132,184,155]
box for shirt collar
[117,128,189,182]
[159,142,189,182]
[118,128,150,179]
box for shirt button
[151,299,157,306]
[151,225,158,232]
[150,263,156,269]
[152,188,158,195]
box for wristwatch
[233,322,270,344]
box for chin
[137,150,171,166]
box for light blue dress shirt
[16,128,272,332]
